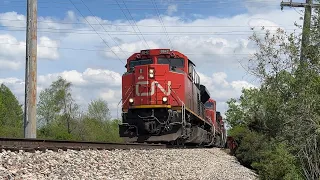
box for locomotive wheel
[176,138,186,148]
[168,138,186,148]
[215,136,221,147]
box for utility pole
[24,0,38,139]
[281,0,320,62]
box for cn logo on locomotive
[135,81,171,96]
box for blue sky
[0,0,303,118]
[2,0,249,19]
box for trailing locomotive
[119,49,226,147]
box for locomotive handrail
[117,86,133,119]
[117,99,122,119]
[167,83,184,106]
[168,82,206,125]
[165,83,186,127]
[121,86,133,106]
[181,102,186,127]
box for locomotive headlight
[162,96,168,102]
[149,68,155,78]
[129,98,134,104]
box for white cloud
[0,11,74,31]
[100,89,116,102]
[0,7,303,117]
[100,89,122,109]
[38,36,59,60]
[0,59,21,70]
[0,11,26,28]
[97,9,300,68]
[105,40,159,59]
[243,0,280,14]
[0,77,25,102]
[0,34,25,59]
[0,77,23,84]
[0,34,59,70]
[231,81,256,92]
[82,68,122,87]
[38,68,121,88]
[199,72,256,104]
[0,9,301,69]
[167,4,178,15]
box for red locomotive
[119,49,226,147]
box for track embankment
[0,138,258,180]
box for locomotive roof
[207,98,216,103]
[188,59,196,67]
[127,49,197,67]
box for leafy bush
[0,84,23,138]
[252,142,304,180]
[229,126,268,168]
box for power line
[281,0,320,62]
[115,0,150,49]
[0,40,258,56]
[0,28,299,36]
[3,0,281,6]
[0,24,299,33]
[151,0,173,49]
[0,3,281,10]
[78,0,130,57]
[0,18,299,28]
[68,0,124,64]
[8,0,279,4]
[121,0,151,49]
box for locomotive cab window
[157,58,185,68]
[129,59,153,69]
[188,60,195,79]
[204,101,214,109]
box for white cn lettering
[136,81,171,96]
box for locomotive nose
[133,64,171,106]
[135,65,153,81]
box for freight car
[226,136,238,155]
[119,49,226,147]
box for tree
[226,22,320,179]
[87,99,111,121]
[0,84,23,138]
[37,88,56,126]
[73,100,122,142]
[37,76,79,138]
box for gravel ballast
[0,148,258,180]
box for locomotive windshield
[204,101,214,109]
[158,58,184,68]
[129,59,153,68]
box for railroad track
[0,137,166,152]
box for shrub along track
[0,137,167,152]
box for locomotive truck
[119,49,226,147]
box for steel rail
[0,137,166,152]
